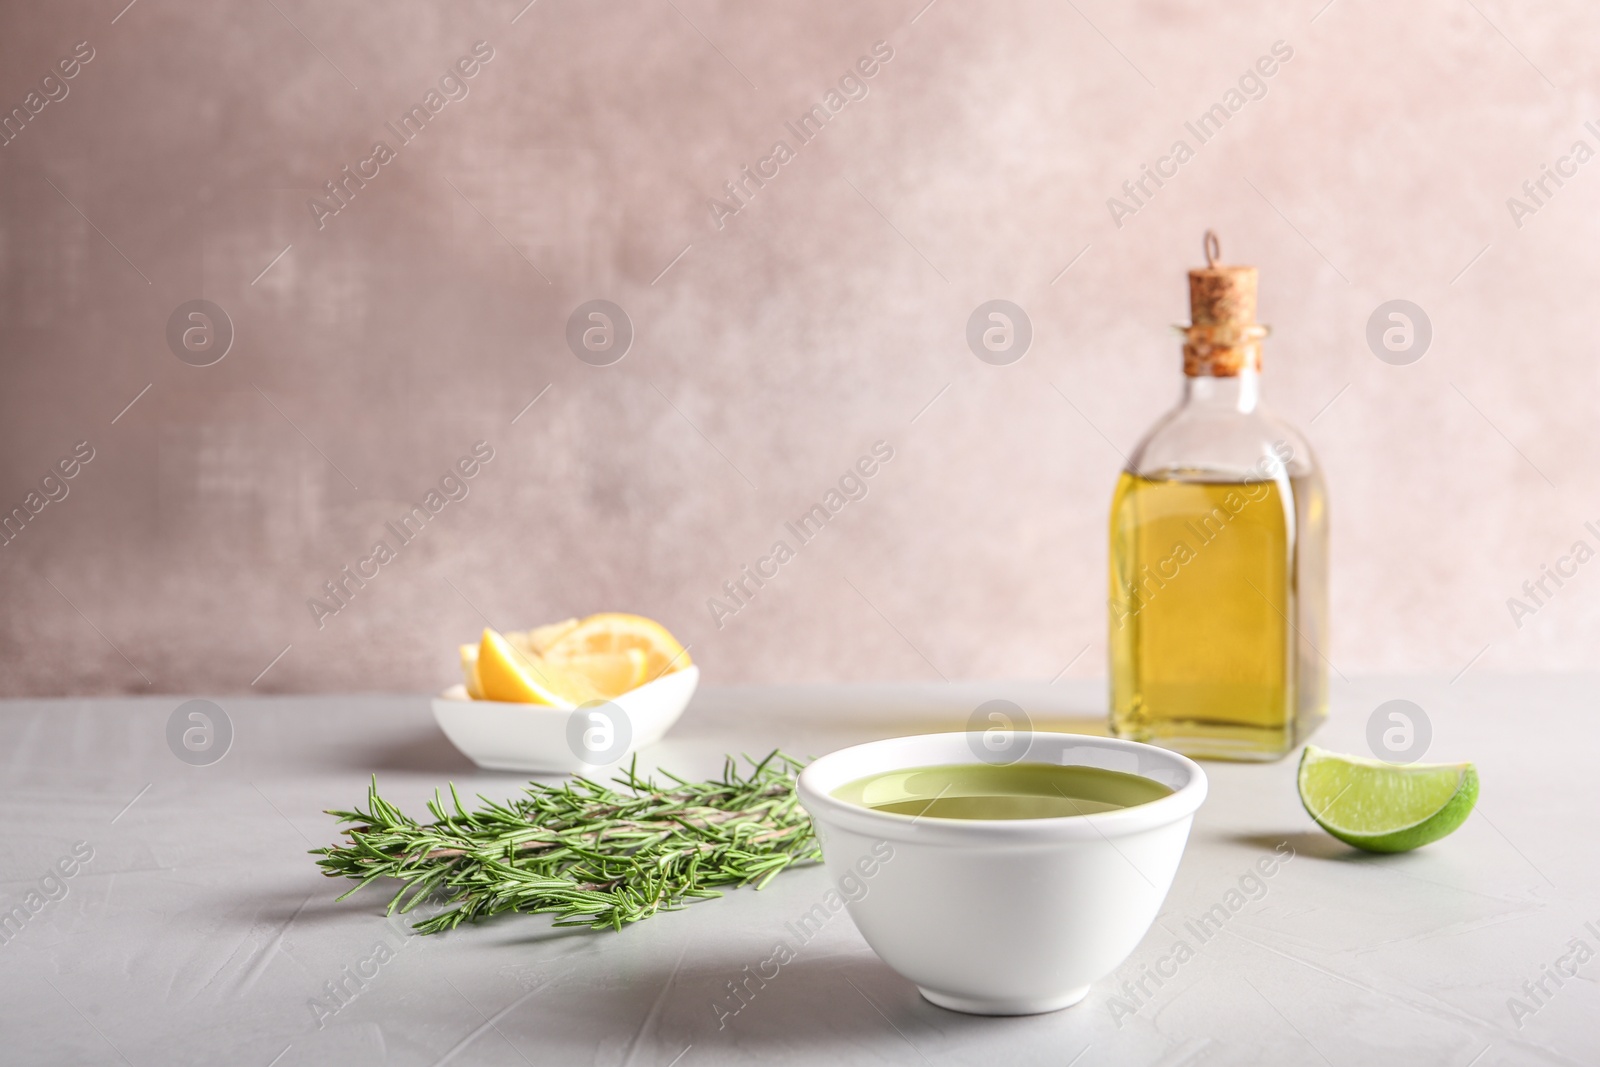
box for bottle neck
[1182,368,1260,413]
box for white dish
[796,731,1207,1015]
[430,665,699,773]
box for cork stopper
[1181,231,1266,377]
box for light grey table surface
[0,676,1594,1066]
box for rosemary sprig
[312,751,820,933]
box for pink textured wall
[1,0,1595,695]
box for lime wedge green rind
[1297,745,1479,854]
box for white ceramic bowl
[430,666,699,773]
[796,731,1207,1015]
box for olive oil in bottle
[1108,233,1328,761]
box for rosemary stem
[312,751,820,932]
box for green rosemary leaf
[311,751,820,933]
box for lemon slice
[499,620,581,662]
[527,617,581,653]
[459,644,485,700]
[475,628,604,707]
[500,631,535,660]
[553,648,649,699]
[1297,745,1478,853]
[543,613,691,682]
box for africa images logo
[306,42,495,230]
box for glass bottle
[1108,232,1328,761]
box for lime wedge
[1297,745,1478,853]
